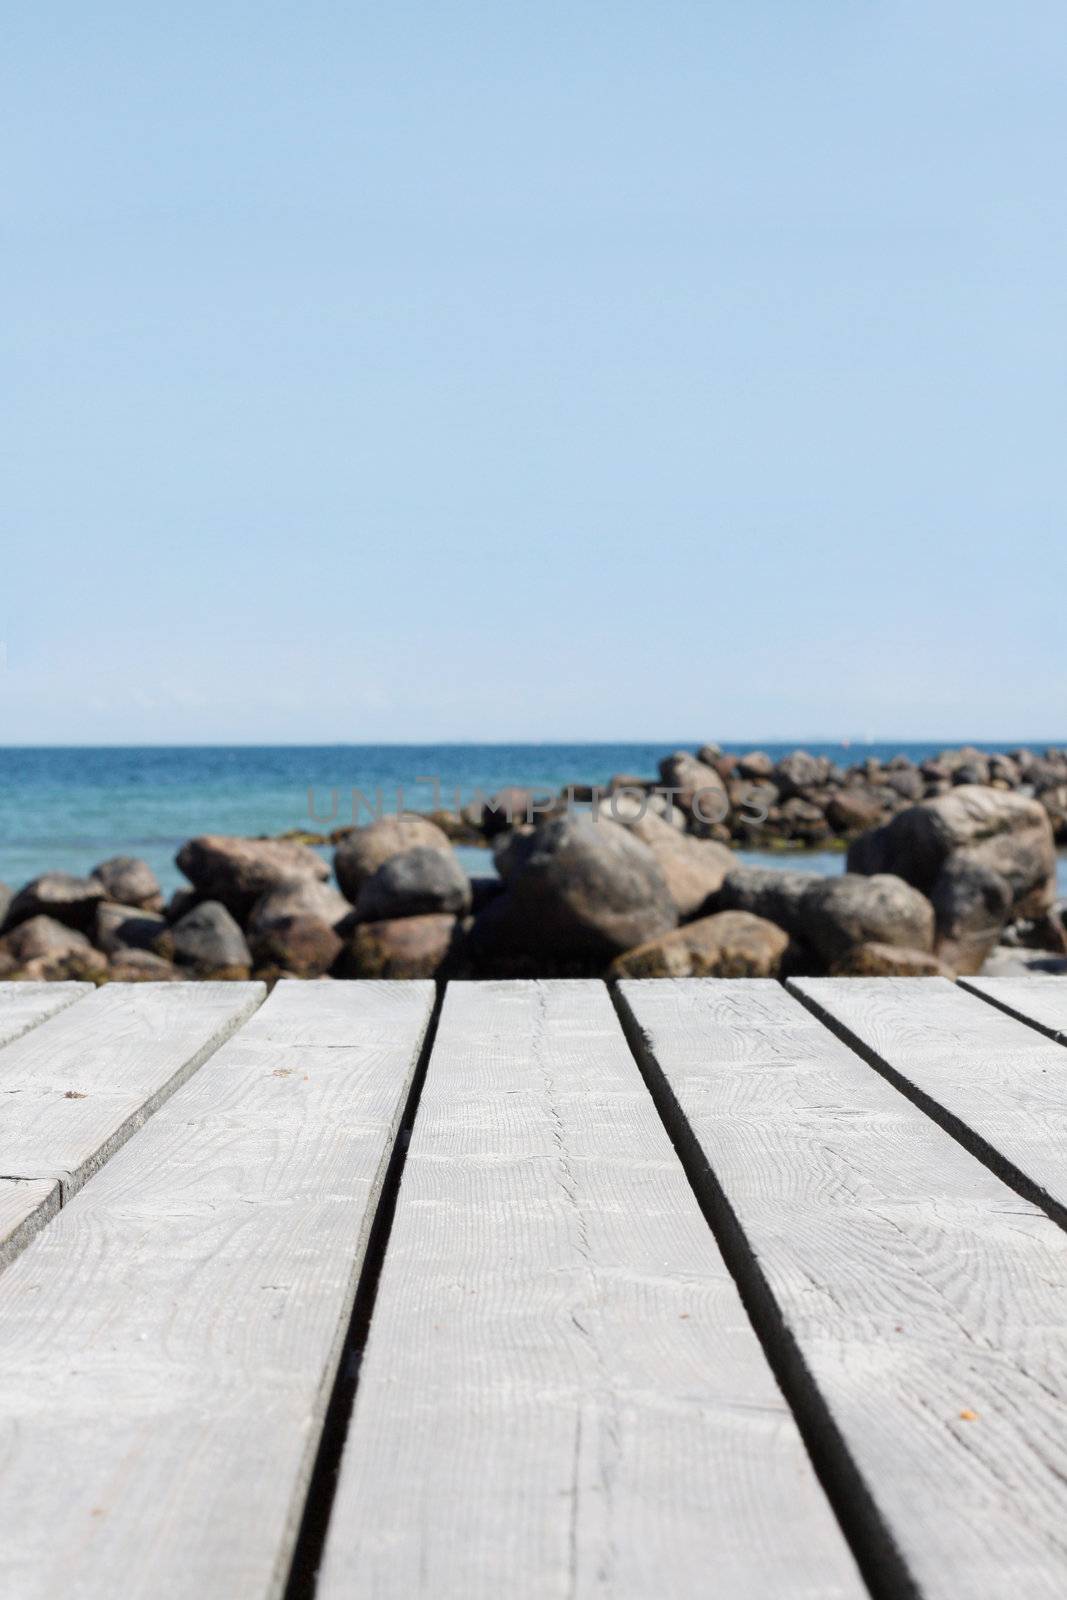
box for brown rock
[610,911,789,979]
[247,878,352,937]
[1,915,96,965]
[600,804,734,919]
[657,751,729,829]
[355,847,472,921]
[155,900,252,978]
[16,948,108,982]
[827,790,886,833]
[798,874,935,966]
[176,836,328,918]
[830,942,953,977]
[342,913,458,978]
[333,815,454,902]
[249,914,343,978]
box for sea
[1,743,1064,899]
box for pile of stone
[0,755,1063,983]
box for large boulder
[470,815,677,969]
[176,836,328,919]
[333,815,454,903]
[849,786,1055,908]
[341,914,459,978]
[355,847,472,921]
[775,751,833,798]
[827,789,886,833]
[597,802,734,918]
[91,856,164,913]
[246,878,352,937]
[713,866,814,938]
[95,902,168,956]
[0,883,11,927]
[462,786,546,837]
[155,900,252,978]
[797,874,935,966]
[610,911,789,979]
[3,873,106,934]
[927,856,1013,975]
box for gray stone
[247,878,352,937]
[340,913,459,978]
[95,902,168,956]
[91,856,164,912]
[155,900,252,977]
[1,915,95,965]
[355,847,472,921]
[713,866,814,939]
[928,856,1013,976]
[609,911,789,979]
[107,949,183,983]
[797,873,935,966]
[471,814,677,968]
[333,815,454,902]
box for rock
[462,787,543,836]
[607,774,652,795]
[247,878,352,937]
[249,914,343,978]
[713,866,814,938]
[107,949,183,982]
[848,785,1056,920]
[928,856,1013,975]
[333,815,454,902]
[91,856,164,912]
[0,883,11,927]
[492,826,537,882]
[176,836,328,918]
[469,876,505,915]
[602,805,734,919]
[422,808,485,844]
[882,768,924,802]
[797,874,935,967]
[470,815,677,968]
[736,751,774,780]
[830,942,952,977]
[1038,785,1067,844]
[695,743,722,766]
[166,887,201,923]
[155,900,252,978]
[775,751,832,797]
[657,751,729,829]
[827,789,886,833]
[1,915,97,965]
[16,948,109,982]
[777,796,831,843]
[341,914,459,978]
[610,911,789,979]
[355,847,472,921]
[95,902,168,956]
[3,873,106,934]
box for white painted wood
[0,1177,59,1269]
[961,974,1067,1043]
[794,976,1067,1224]
[620,978,1067,1600]
[0,978,435,1600]
[0,980,91,1047]
[318,980,864,1600]
[0,981,265,1199]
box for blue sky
[3,1,1065,744]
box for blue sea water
[0,743,1063,898]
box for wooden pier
[1,974,1066,1598]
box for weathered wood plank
[0,1177,60,1269]
[318,979,863,1600]
[619,978,1067,1600]
[960,974,1067,1043]
[0,981,264,1199]
[793,976,1067,1227]
[0,980,91,1047]
[0,978,435,1600]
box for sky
[3,1,1065,745]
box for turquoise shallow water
[0,743,1063,898]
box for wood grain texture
[317,979,863,1600]
[0,1177,59,1269]
[0,978,435,1600]
[793,976,1067,1227]
[960,974,1067,1044]
[0,981,265,1199]
[619,978,1067,1600]
[0,980,91,1047]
